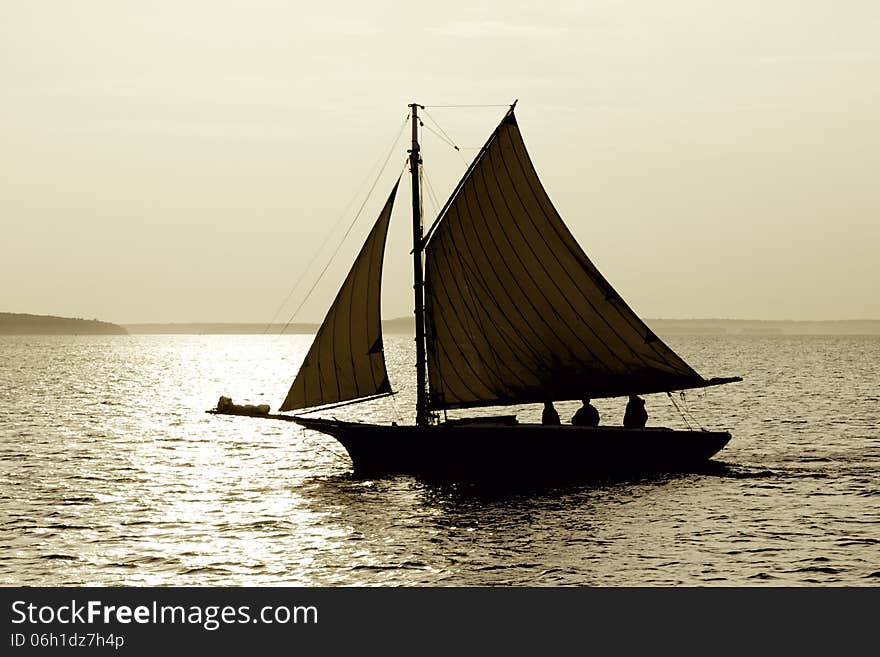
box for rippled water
[1,334,878,586]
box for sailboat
[213,101,741,479]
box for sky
[2,0,878,323]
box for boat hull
[292,417,731,480]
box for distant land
[647,318,880,335]
[122,318,880,335]
[0,313,128,335]
[4,314,878,336]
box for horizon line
[118,317,880,324]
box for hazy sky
[2,0,878,323]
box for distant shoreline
[0,313,127,335]
[645,318,880,336]
[4,314,877,336]
[122,318,880,336]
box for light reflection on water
[0,334,878,585]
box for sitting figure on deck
[542,401,561,425]
[571,398,600,427]
[623,395,647,428]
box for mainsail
[424,110,716,410]
[279,181,398,412]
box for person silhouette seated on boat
[571,398,600,427]
[623,395,648,428]
[542,401,561,425]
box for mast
[409,103,429,426]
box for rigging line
[278,157,408,337]
[420,122,458,151]
[423,104,512,108]
[421,106,512,247]
[666,392,694,431]
[387,389,404,424]
[678,391,705,431]
[421,108,458,148]
[422,168,443,217]
[421,109,459,150]
[421,108,470,168]
[299,427,349,463]
[294,391,397,414]
[265,114,410,335]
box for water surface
[1,334,877,585]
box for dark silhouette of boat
[213,101,741,479]
[292,417,732,479]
